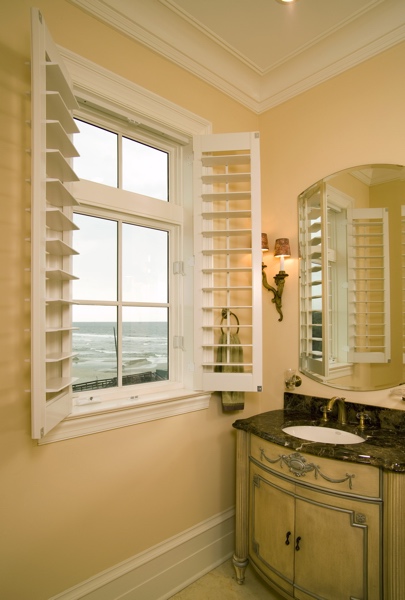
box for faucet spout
[324,396,347,425]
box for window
[299,184,352,380]
[30,8,262,443]
[72,214,169,393]
[71,119,172,396]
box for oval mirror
[298,164,405,391]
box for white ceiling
[70,0,405,113]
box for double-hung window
[71,116,178,400]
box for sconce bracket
[262,265,288,321]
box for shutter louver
[31,8,80,438]
[193,132,262,392]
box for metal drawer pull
[285,531,291,545]
[295,536,301,551]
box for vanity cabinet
[234,433,383,600]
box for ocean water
[72,321,168,390]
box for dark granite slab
[232,393,405,472]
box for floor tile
[169,558,285,599]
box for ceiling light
[275,0,300,4]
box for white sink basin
[282,425,365,445]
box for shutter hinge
[173,261,185,275]
[173,336,185,350]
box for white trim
[39,390,211,444]
[48,507,235,600]
[59,47,212,137]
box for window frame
[70,112,186,401]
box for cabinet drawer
[250,435,381,499]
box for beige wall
[1,1,405,597]
[259,40,405,409]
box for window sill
[38,389,211,444]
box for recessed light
[275,0,300,4]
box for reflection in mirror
[299,164,405,391]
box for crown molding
[69,0,405,113]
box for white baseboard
[49,507,235,600]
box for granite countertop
[232,393,405,472]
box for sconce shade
[261,233,269,251]
[274,238,291,257]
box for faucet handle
[320,405,329,422]
[356,412,370,430]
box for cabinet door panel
[249,465,295,595]
[295,495,368,600]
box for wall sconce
[262,234,290,322]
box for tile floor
[169,558,285,599]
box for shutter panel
[347,207,390,363]
[193,132,262,392]
[31,8,80,439]
[299,183,329,377]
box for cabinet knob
[285,531,291,545]
[295,536,301,551]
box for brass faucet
[321,396,347,425]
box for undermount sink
[282,425,365,445]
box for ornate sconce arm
[262,265,288,321]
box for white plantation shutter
[299,183,328,377]
[31,8,80,438]
[193,132,262,392]
[347,207,390,363]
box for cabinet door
[249,464,295,596]
[294,488,381,600]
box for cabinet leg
[233,554,249,584]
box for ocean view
[72,321,168,391]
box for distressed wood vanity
[232,394,405,600]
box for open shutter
[347,207,390,363]
[299,183,329,377]
[31,8,80,439]
[193,132,262,392]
